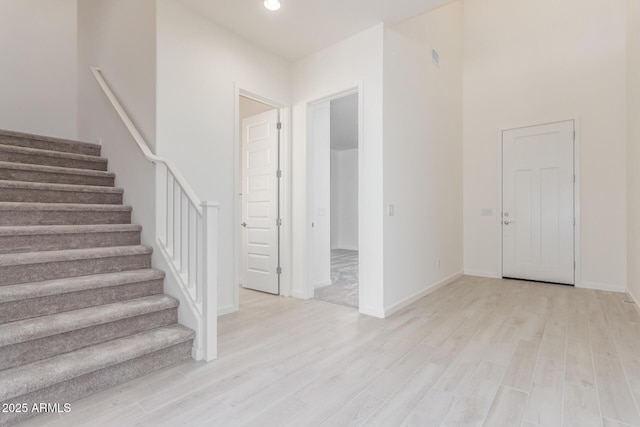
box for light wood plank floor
[18,276,640,427]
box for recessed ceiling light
[264,0,281,11]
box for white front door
[241,109,280,294]
[502,120,575,285]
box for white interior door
[502,120,575,284]
[241,109,280,294]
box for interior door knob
[241,222,247,227]
[504,220,514,225]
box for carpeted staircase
[0,129,195,426]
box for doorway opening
[237,94,282,301]
[501,119,576,285]
[309,92,360,308]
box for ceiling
[178,0,448,61]
[330,93,358,151]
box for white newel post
[201,201,220,362]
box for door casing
[232,85,291,314]
[305,85,365,311]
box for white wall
[330,94,359,150]
[77,0,157,244]
[463,0,628,291]
[156,0,291,313]
[77,0,156,150]
[0,0,77,139]
[334,149,359,250]
[383,2,464,314]
[310,101,332,288]
[628,0,640,302]
[292,24,385,316]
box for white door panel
[241,109,279,294]
[503,121,574,284]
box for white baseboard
[359,305,385,319]
[292,290,311,300]
[218,304,237,316]
[191,346,203,361]
[314,280,332,289]
[577,281,627,293]
[627,288,640,313]
[384,271,464,318]
[464,270,501,279]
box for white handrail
[89,67,205,213]
[90,66,218,361]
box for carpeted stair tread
[0,270,165,324]
[0,163,115,187]
[0,224,142,254]
[0,245,152,268]
[0,180,123,194]
[0,245,153,287]
[0,202,132,226]
[0,202,131,212]
[0,161,114,182]
[0,180,124,205]
[0,129,101,156]
[0,144,108,171]
[0,269,164,304]
[0,295,178,347]
[0,144,107,164]
[0,325,195,402]
[0,223,140,237]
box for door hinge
[573,130,576,141]
[276,170,282,178]
[276,218,282,226]
[276,266,282,275]
[574,261,576,270]
[277,122,282,130]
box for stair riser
[0,309,177,371]
[0,151,107,171]
[0,253,151,286]
[0,340,192,427]
[0,210,131,226]
[0,230,140,254]
[0,188,122,205]
[0,168,114,187]
[0,136,101,156]
[0,279,163,324]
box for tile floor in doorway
[314,249,359,308]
